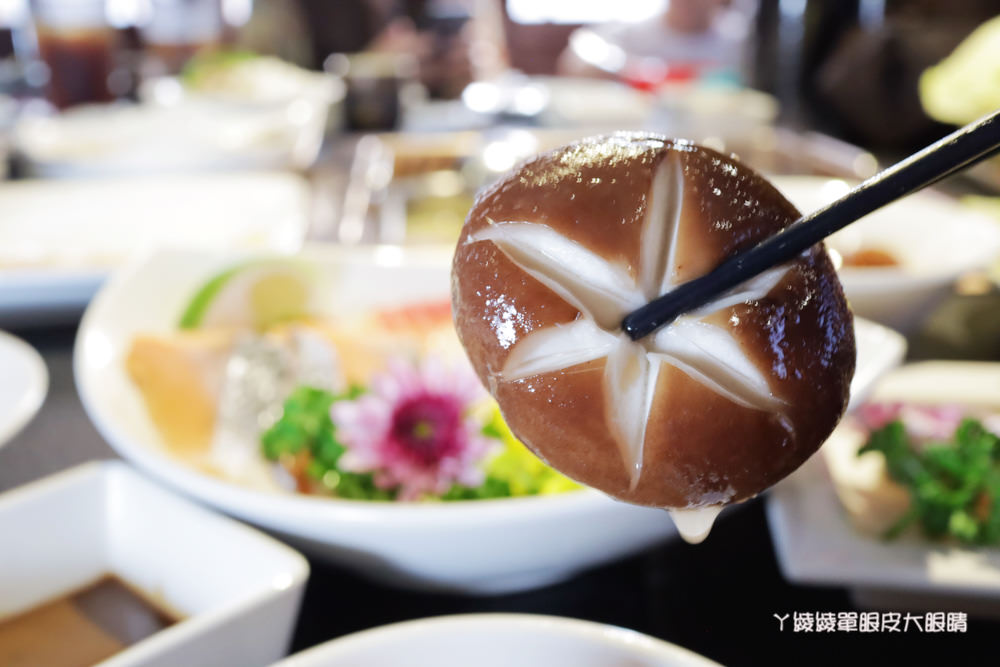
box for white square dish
[0,461,309,666]
[767,362,1000,613]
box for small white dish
[767,362,1000,612]
[0,461,309,666]
[274,614,721,667]
[0,330,47,449]
[0,172,308,325]
[772,176,1000,332]
[75,246,905,594]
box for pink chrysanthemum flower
[331,357,497,500]
[857,402,905,431]
[857,402,966,441]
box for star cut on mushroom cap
[468,153,792,487]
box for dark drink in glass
[31,0,116,109]
[36,25,115,108]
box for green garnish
[860,417,1000,544]
[260,386,580,502]
[261,386,389,501]
[436,408,581,500]
[480,407,581,497]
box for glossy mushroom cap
[452,132,855,509]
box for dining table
[5,122,1000,665]
[3,282,1000,666]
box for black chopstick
[621,109,1000,342]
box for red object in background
[376,300,453,331]
[37,27,116,109]
[620,61,699,91]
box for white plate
[75,246,905,594]
[0,461,308,667]
[274,614,721,667]
[13,94,331,177]
[0,172,309,325]
[772,176,1000,332]
[0,330,47,449]
[767,362,1000,610]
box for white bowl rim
[0,329,48,449]
[275,613,722,667]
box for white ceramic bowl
[767,362,1000,615]
[75,246,905,594]
[772,176,1000,332]
[0,330,47,449]
[0,461,309,667]
[274,614,721,667]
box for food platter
[76,244,905,593]
[768,362,1000,611]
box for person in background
[557,0,753,87]
[776,0,999,152]
[268,0,505,98]
[366,1,476,99]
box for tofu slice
[821,421,912,535]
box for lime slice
[179,261,311,330]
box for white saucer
[275,614,721,667]
[0,330,47,448]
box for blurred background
[2,1,996,142]
[5,0,1000,341]
[2,0,999,257]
